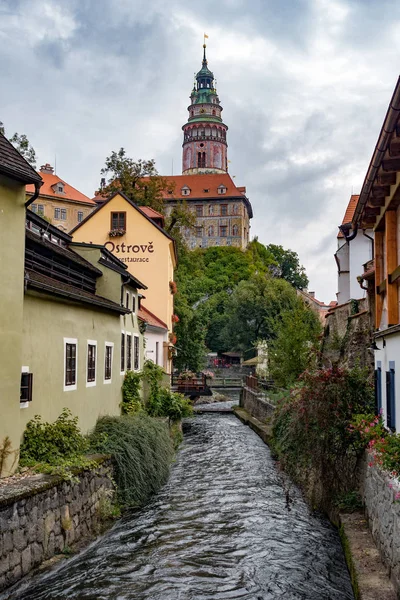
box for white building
[335,194,374,304]
[138,305,169,369]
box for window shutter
[375,367,382,413]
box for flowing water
[7,411,354,600]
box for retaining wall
[0,457,113,592]
[359,457,400,592]
[240,386,275,423]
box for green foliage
[0,437,13,477]
[271,366,374,505]
[20,409,88,467]
[265,243,309,289]
[121,370,142,414]
[269,304,322,387]
[350,414,400,478]
[334,491,363,513]
[1,121,36,166]
[142,360,193,421]
[89,413,174,507]
[147,387,193,422]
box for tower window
[197,152,206,168]
[196,205,203,217]
[220,226,228,237]
[220,204,228,216]
[195,226,203,237]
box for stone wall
[322,298,374,372]
[0,458,113,593]
[359,456,400,592]
[240,386,275,423]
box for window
[121,333,125,372]
[58,185,64,193]
[134,335,140,371]
[60,208,67,220]
[196,205,203,217]
[126,292,130,309]
[111,212,126,230]
[375,362,382,414]
[127,334,132,370]
[181,186,190,196]
[208,225,214,237]
[87,342,97,386]
[218,186,226,195]
[220,204,228,216]
[220,226,228,237]
[36,204,44,216]
[64,339,77,391]
[197,152,206,168]
[386,362,396,431]
[31,204,37,213]
[156,341,159,365]
[196,226,203,238]
[54,207,61,219]
[203,188,209,193]
[20,371,33,404]
[77,211,83,223]
[132,295,136,313]
[104,343,113,382]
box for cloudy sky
[1,0,400,301]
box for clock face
[200,108,205,113]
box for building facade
[349,76,400,432]
[161,44,252,249]
[26,163,95,233]
[70,191,177,373]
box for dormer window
[203,189,209,193]
[218,185,227,195]
[52,181,65,194]
[181,186,191,196]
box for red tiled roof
[158,173,247,199]
[138,305,168,330]
[139,206,164,219]
[338,195,359,238]
[27,171,95,205]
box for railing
[210,377,243,388]
[245,375,274,392]
[171,373,208,394]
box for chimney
[308,291,315,298]
[40,163,54,175]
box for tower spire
[203,43,207,65]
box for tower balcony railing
[183,135,227,143]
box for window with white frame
[86,340,97,386]
[125,291,130,309]
[64,338,77,391]
[54,207,61,219]
[132,294,136,313]
[104,342,113,383]
[60,208,67,220]
[77,211,84,223]
[134,335,140,371]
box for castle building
[163,44,253,249]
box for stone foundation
[0,457,113,592]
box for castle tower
[182,44,228,175]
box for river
[7,411,354,600]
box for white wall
[336,242,350,304]
[349,231,373,299]
[375,333,400,433]
[144,326,168,368]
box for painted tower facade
[182,45,228,175]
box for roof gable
[338,195,360,238]
[0,133,42,185]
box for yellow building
[26,163,95,233]
[71,191,177,373]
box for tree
[269,304,321,387]
[220,274,299,353]
[266,244,308,289]
[173,292,207,372]
[0,121,36,167]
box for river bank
[3,410,354,600]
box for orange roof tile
[139,206,164,219]
[157,173,247,199]
[338,195,359,238]
[138,305,168,330]
[27,170,95,205]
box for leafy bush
[271,366,374,506]
[20,409,88,466]
[89,413,174,506]
[121,370,142,414]
[147,387,193,421]
[350,413,400,477]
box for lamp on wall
[368,340,380,351]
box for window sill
[86,381,97,388]
[103,379,112,385]
[20,402,30,409]
[63,384,77,392]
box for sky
[1,0,400,302]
